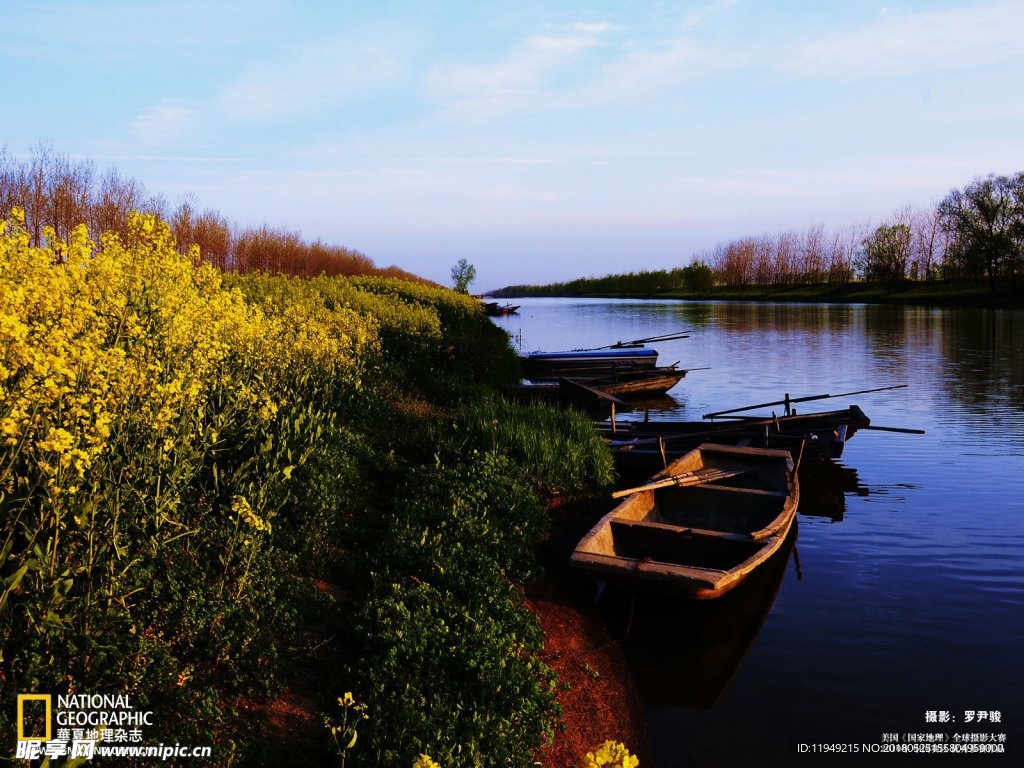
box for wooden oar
[612,468,744,498]
[702,385,907,419]
[618,329,695,344]
[859,425,925,434]
[557,377,625,405]
[581,330,693,351]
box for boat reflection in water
[796,461,866,523]
[593,461,863,709]
[600,525,797,709]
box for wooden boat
[570,444,798,599]
[602,406,869,479]
[519,331,692,380]
[519,346,658,380]
[503,366,684,411]
[483,301,520,316]
[569,365,687,398]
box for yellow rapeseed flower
[38,427,74,453]
[585,740,639,768]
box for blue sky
[4,0,1023,288]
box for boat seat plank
[610,518,753,542]
[682,484,788,498]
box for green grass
[456,396,616,496]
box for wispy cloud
[681,0,740,30]
[587,36,719,100]
[788,1,1024,78]
[132,99,197,146]
[220,30,407,121]
[569,22,620,34]
[424,24,612,115]
[424,2,744,119]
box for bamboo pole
[702,385,908,419]
[612,468,744,499]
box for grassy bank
[0,210,622,766]
[661,281,1022,308]
[496,280,1023,309]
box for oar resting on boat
[611,468,745,498]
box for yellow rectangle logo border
[16,694,52,741]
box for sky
[3,0,1024,289]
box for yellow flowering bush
[585,740,640,768]
[412,754,441,768]
[0,209,379,743]
[0,204,566,762]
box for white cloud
[424,25,611,114]
[788,1,1024,78]
[220,32,406,121]
[589,37,717,99]
[569,22,620,34]
[423,4,746,119]
[681,0,740,30]
[131,99,197,146]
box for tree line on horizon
[0,143,427,282]
[495,171,1024,297]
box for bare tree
[802,224,826,283]
[46,153,94,243]
[910,204,945,280]
[92,167,146,239]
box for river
[491,297,1024,767]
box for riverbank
[529,581,652,767]
[1,211,638,767]
[492,280,1023,309]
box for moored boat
[519,330,691,380]
[601,405,869,479]
[572,365,687,397]
[483,301,520,316]
[570,443,798,599]
[519,346,658,379]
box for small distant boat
[483,301,520,316]
[570,443,798,599]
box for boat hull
[603,406,869,480]
[578,368,686,397]
[520,347,658,379]
[571,444,798,599]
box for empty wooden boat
[519,331,691,380]
[572,365,687,397]
[519,346,659,379]
[571,443,798,599]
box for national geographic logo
[16,694,52,741]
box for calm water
[493,298,1024,767]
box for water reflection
[797,461,866,522]
[600,528,796,709]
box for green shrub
[353,580,557,768]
